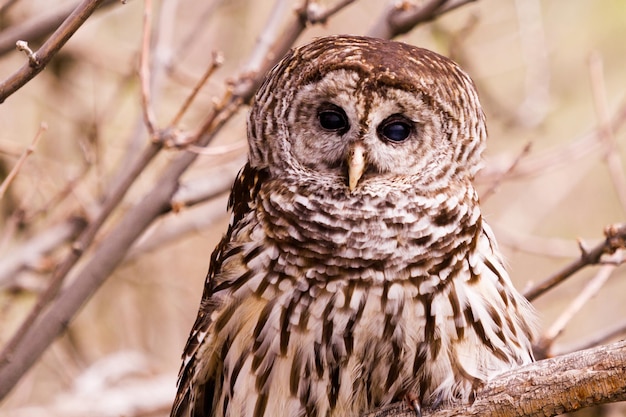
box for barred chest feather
[199,180,535,417]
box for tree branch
[367,0,476,39]
[0,0,121,103]
[0,0,121,57]
[523,223,626,301]
[367,340,626,417]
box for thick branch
[367,340,626,417]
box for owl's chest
[213,268,442,417]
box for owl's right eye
[318,105,349,133]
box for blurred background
[0,0,625,415]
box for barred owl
[171,35,535,417]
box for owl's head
[247,35,486,193]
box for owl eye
[318,105,349,133]
[378,115,413,143]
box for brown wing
[171,163,268,417]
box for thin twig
[589,51,626,214]
[563,319,626,355]
[0,217,88,286]
[22,165,90,223]
[513,0,550,127]
[480,142,532,200]
[523,223,626,301]
[139,0,157,136]
[491,226,577,259]
[0,0,120,57]
[480,99,626,182]
[0,142,163,381]
[168,51,224,128]
[0,123,47,200]
[534,264,617,359]
[0,0,113,103]
[306,0,358,24]
[367,0,477,39]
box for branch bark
[367,340,626,417]
[0,0,120,103]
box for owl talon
[405,394,422,417]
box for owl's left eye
[378,115,413,143]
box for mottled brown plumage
[171,35,535,417]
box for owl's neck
[256,178,482,281]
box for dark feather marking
[253,393,268,417]
[214,302,239,332]
[448,286,464,339]
[290,350,303,396]
[229,348,249,396]
[280,290,302,355]
[465,306,509,362]
[343,288,367,356]
[418,374,431,404]
[298,292,311,330]
[329,364,341,409]
[385,299,405,390]
[381,280,390,311]
[254,260,276,297]
[255,354,275,391]
[322,294,337,346]
[243,244,263,264]
[222,395,230,416]
[314,342,324,377]
[423,297,440,358]
[213,269,253,293]
[252,300,276,372]
[412,343,428,375]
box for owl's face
[248,35,487,193]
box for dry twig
[0,0,118,103]
[523,223,626,301]
[589,52,626,214]
[0,123,47,200]
[534,264,617,358]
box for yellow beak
[347,143,366,191]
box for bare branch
[564,319,626,355]
[0,123,47,200]
[535,264,616,358]
[481,100,626,182]
[0,142,162,390]
[0,217,87,286]
[139,0,157,136]
[0,0,124,103]
[589,52,626,214]
[523,223,626,301]
[0,0,120,57]
[367,340,626,417]
[169,51,224,128]
[480,142,532,201]
[367,0,477,39]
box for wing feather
[171,163,268,417]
